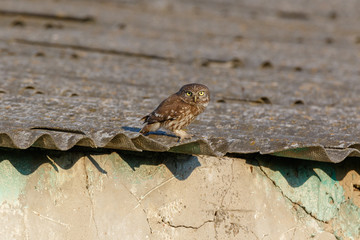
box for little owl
[140,83,210,141]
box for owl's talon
[173,130,193,142]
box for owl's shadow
[122,126,178,139]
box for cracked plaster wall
[0,149,358,239]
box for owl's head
[177,83,210,106]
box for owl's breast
[194,104,207,115]
[201,102,209,108]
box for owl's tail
[140,115,149,123]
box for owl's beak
[193,96,197,102]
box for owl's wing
[144,94,185,124]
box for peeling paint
[337,201,360,239]
[0,159,27,204]
[258,156,345,222]
[257,156,360,239]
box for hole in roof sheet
[234,35,243,41]
[35,52,45,57]
[325,37,334,44]
[293,100,304,105]
[261,61,273,69]
[277,11,308,20]
[24,86,35,90]
[61,90,79,97]
[11,20,25,27]
[71,53,80,59]
[294,66,303,72]
[118,23,126,30]
[258,97,271,104]
[328,11,337,20]
[44,22,64,29]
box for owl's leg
[140,122,161,135]
[173,130,193,142]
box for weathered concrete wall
[0,149,359,239]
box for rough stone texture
[0,148,359,239]
[0,0,360,161]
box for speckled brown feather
[140,83,210,139]
[141,94,180,124]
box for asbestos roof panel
[1,0,360,162]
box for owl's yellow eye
[198,91,205,96]
[186,91,192,96]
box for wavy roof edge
[1,132,359,163]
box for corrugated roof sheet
[1,0,360,162]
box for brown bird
[140,83,210,141]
